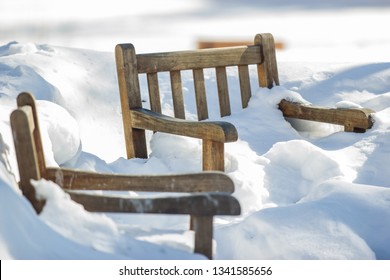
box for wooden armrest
[45,167,235,193]
[279,99,375,132]
[67,191,241,216]
[131,108,238,143]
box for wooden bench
[115,33,280,171]
[10,92,241,259]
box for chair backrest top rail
[135,45,263,73]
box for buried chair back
[10,92,241,259]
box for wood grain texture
[216,66,231,117]
[196,40,285,50]
[193,68,209,121]
[203,139,224,171]
[67,192,240,216]
[16,92,47,177]
[45,167,235,193]
[115,44,148,158]
[136,45,263,73]
[147,72,162,114]
[192,216,213,259]
[254,33,280,88]
[279,99,375,132]
[238,65,252,108]
[170,70,186,119]
[131,108,238,143]
[11,106,45,213]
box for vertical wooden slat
[238,65,252,108]
[216,66,231,117]
[193,68,208,121]
[170,70,185,119]
[115,44,148,159]
[147,72,162,114]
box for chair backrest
[11,92,46,213]
[115,33,279,159]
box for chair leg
[192,215,214,259]
[203,139,224,171]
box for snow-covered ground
[1,0,390,259]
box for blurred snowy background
[1,0,390,61]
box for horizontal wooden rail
[136,45,263,73]
[197,40,285,50]
[67,192,241,216]
[45,167,235,193]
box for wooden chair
[10,92,241,259]
[115,33,280,172]
[115,32,375,172]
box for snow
[1,0,390,260]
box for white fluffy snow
[1,0,390,260]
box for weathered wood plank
[170,70,185,119]
[279,99,375,132]
[115,44,143,109]
[10,106,45,213]
[255,33,280,88]
[136,45,263,73]
[238,65,252,108]
[17,92,47,177]
[67,192,241,216]
[131,108,238,143]
[45,167,235,193]
[216,66,231,117]
[197,40,285,50]
[197,40,253,49]
[203,139,224,171]
[193,69,209,121]
[115,44,148,158]
[147,72,162,113]
[192,216,213,259]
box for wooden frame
[115,33,279,171]
[10,92,241,259]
